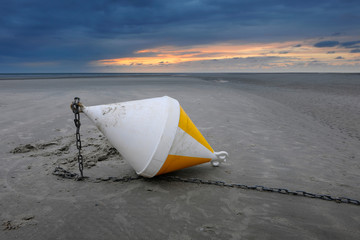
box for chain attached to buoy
[53,166,360,206]
[59,97,360,206]
[71,97,84,179]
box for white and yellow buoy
[81,96,228,177]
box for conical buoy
[81,96,228,177]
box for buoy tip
[211,151,228,167]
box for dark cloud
[327,51,336,54]
[350,49,360,53]
[314,41,339,47]
[341,40,360,47]
[279,51,289,54]
[335,56,344,59]
[340,40,360,48]
[1,0,360,72]
[293,44,302,47]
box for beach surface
[1,73,359,239]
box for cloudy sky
[1,0,360,73]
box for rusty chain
[71,97,84,179]
[59,97,360,206]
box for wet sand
[1,73,359,239]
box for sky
[1,0,360,73]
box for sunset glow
[94,38,360,72]
[1,0,359,72]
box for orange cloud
[93,38,359,70]
[94,42,291,66]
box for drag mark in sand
[5,130,128,201]
[2,215,37,231]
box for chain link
[53,166,360,206]
[71,97,84,179]
[53,166,143,182]
[61,96,360,206]
[159,176,360,205]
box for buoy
[81,96,228,177]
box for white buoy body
[82,96,228,177]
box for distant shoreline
[0,72,359,81]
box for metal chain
[71,97,84,179]
[160,176,360,206]
[61,96,360,206]
[53,166,360,206]
[53,166,142,182]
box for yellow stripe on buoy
[178,106,214,153]
[156,155,211,175]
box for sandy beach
[1,73,360,239]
